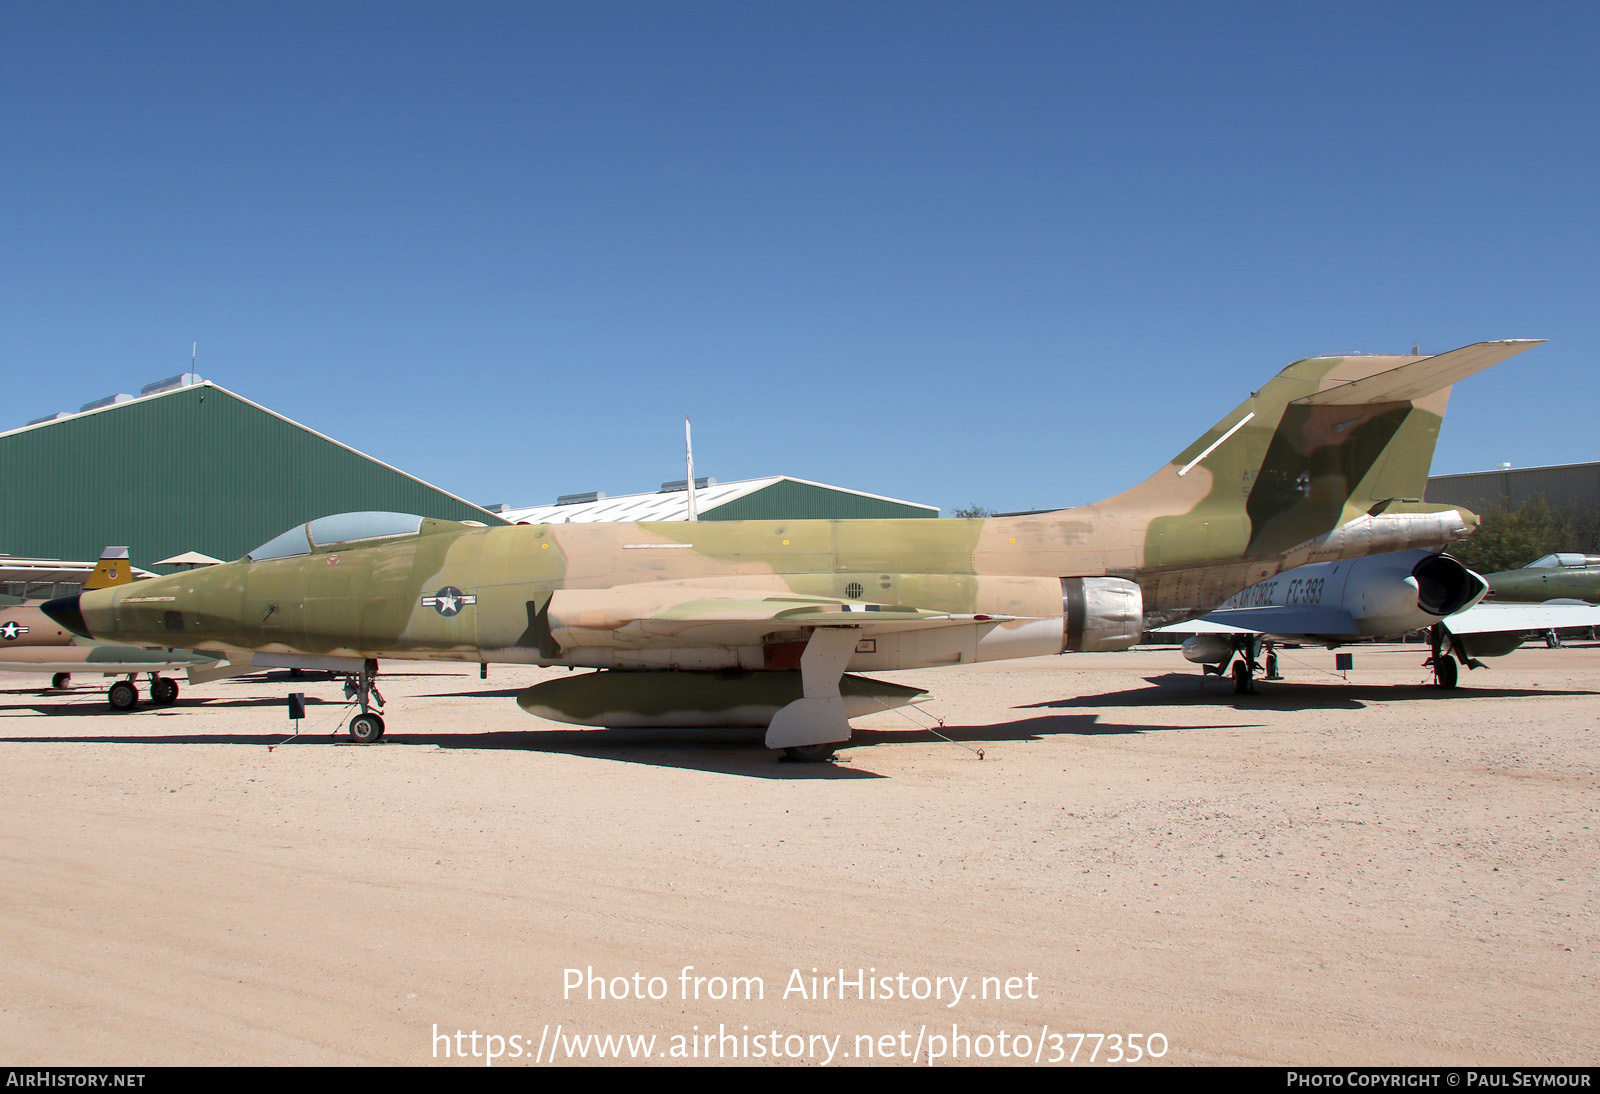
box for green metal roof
[501,476,939,523]
[701,478,936,521]
[0,382,504,570]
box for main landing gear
[106,673,181,710]
[1425,623,1476,689]
[766,628,856,761]
[1204,637,1278,694]
[781,743,839,763]
[343,659,385,742]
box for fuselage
[57,504,1475,675]
[1485,561,1600,603]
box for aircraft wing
[1444,601,1600,635]
[1151,604,1360,639]
[547,588,1017,649]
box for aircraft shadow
[1018,672,1596,712]
[423,727,889,779]
[869,717,1266,746]
[414,687,528,699]
[0,714,887,779]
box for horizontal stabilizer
[1445,601,1600,635]
[1155,604,1360,637]
[1295,340,1544,406]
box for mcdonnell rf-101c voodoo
[45,340,1541,757]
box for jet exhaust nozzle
[1411,553,1486,617]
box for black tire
[1232,660,1252,694]
[151,678,179,705]
[782,743,838,762]
[1436,657,1459,690]
[349,712,385,743]
[50,673,70,690]
[108,681,138,711]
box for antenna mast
[685,418,698,521]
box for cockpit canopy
[248,512,426,561]
[1526,553,1600,569]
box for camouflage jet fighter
[44,340,1541,756]
[1483,553,1600,604]
[0,548,222,707]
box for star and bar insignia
[421,586,477,617]
[0,620,29,641]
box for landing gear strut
[343,659,385,742]
[1426,624,1464,689]
[766,628,855,760]
[1227,636,1269,694]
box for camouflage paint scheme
[0,548,134,651]
[0,548,218,699]
[48,341,1541,750]
[0,603,77,650]
[1484,554,1600,603]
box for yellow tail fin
[83,547,135,591]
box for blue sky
[4,2,1596,514]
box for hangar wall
[0,382,501,570]
[1426,462,1600,512]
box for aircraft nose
[42,593,91,638]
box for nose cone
[42,593,91,638]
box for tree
[952,504,995,519]
[1449,497,1600,573]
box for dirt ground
[0,641,1595,1066]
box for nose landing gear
[343,659,385,742]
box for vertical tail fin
[82,546,135,591]
[1082,340,1543,567]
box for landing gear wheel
[151,678,179,705]
[1435,657,1459,690]
[108,681,138,711]
[50,673,70,690]
[349,712,385,743]
[782,743,838,762]
[1232,660,1253,694]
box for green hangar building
[499,476,938,524]
[3,374,942,581]
[1,374,503,572]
